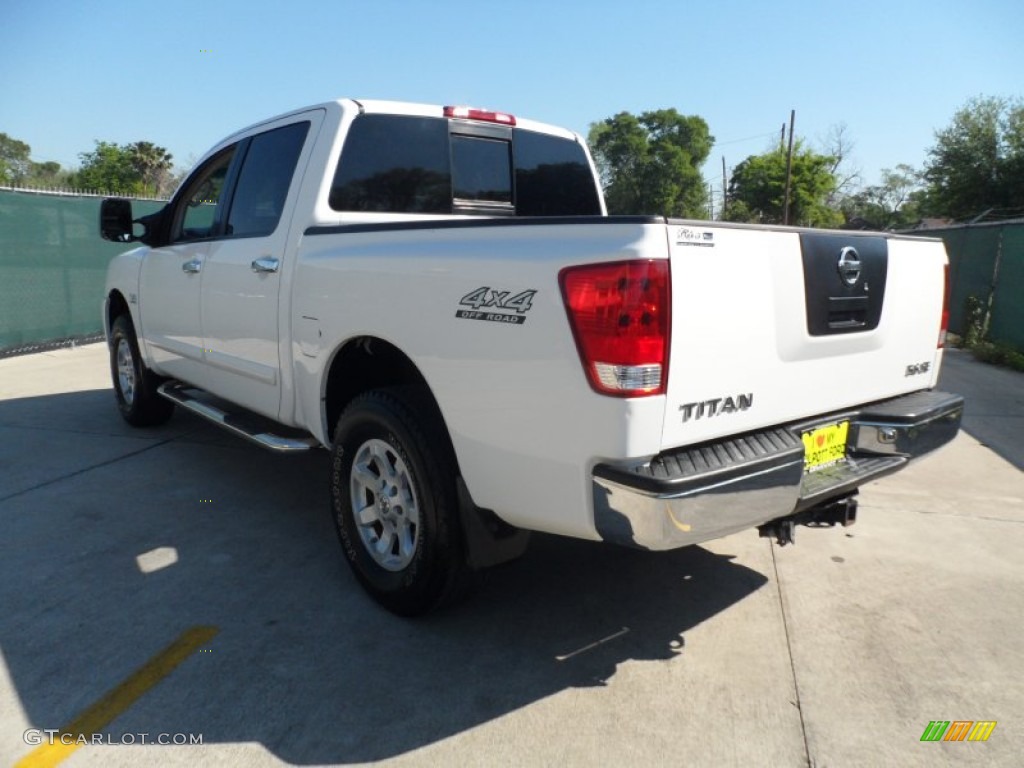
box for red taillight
[939,263,950,348]
[443,105,516,126]
[559,260,671,397]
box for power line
[715,130,779,147]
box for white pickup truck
[99,98,963,615]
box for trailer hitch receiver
[758,494,858,546]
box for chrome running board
[158,381,319,453]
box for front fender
[104,246,148,347]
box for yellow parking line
[15,625,219,768]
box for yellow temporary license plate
[802,421,850,473]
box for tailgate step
[158,382,319,453]
[596,427,804,495]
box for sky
[2,0,1021,206]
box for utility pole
[780,123,786,151]
[721,156,728,217]
[783,109,795,225]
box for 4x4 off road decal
[456,287,536,325]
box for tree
[71,140,174,196]
[588,109,713,218]
[72,141,141,193]
[821,123,861,208]
[921,95,1024,220]
[725,140,841,227]
[25,160,71,188]
[0,133,71,187]
[129,141,174,196]
[0,132,32,184]
[841,164,922,230]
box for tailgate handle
[251,257,279,274]
[827,296,867,329]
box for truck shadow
[1,390,768,764]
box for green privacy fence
[3,189,1022,355]
[0,189,166,354]
[922,220,1024,350]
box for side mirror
[99,198,138,243]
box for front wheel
[109,314,174,427]
[329,390,468,616]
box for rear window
[513,128,601,216]
[329,115,450,213]
[451,135,512,205]
[329,115,600,216]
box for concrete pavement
[0,343,1021,767]
[938,348,1024,470]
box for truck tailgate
[660,223,947,451]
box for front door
[139,147,236,388]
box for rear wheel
[109,314,174,427]
[329,389,468,616]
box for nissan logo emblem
[837,246,862,286]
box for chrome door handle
[182,259,202,274]
[251,257,279,273]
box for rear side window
[228,121,310,237]
[330,116,450,213]
[329,114,600,216]
[513,129,601,216]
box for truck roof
[218,98,581,147]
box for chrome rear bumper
[592,390,964,551]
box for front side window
[330,115,450,213]
[173,148,235,242]
[227,121,310,237]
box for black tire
[109,314,175,427]
[329,389,468,616]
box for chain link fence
[0,188,165,357]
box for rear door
[659,223,947,450]
[199,114,319,420]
